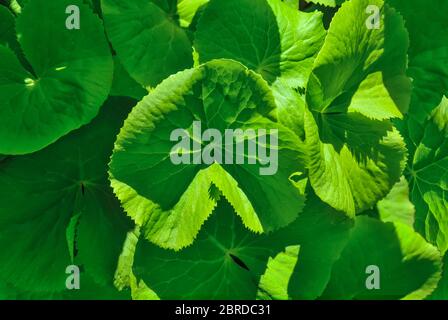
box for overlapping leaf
[177,0,208,27]
[305,0,409,215]
[285,192,353,299]
[406,97,448,254]
[121,191,352,300]
[195,0,325,89]
[322,217,442,300]
[0,98,133,292]
[257,245,300,300]
[0,0,113,155]
[131,195,352,299]
[377,176,415,227]
[388,0,448,121]
[110,56,147,101]
[101,0,194,88]
[0,0,446,301]
[132,200,271,299]
[195,0,326,138]
[109,59,307,250]
[429,253,448,300]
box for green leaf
[1,274,131,300]
[406,97,448,254]
[61,274,131,300]
[281,0,298,9]
[0,281,15,300]
[150,0,178,14]
[0,4,33,89]
[194,0,325,137]
[76,186,133,286]
[177,0,208,27]
[377,176,415,227]
[388,0,448,121]
[110,56,147,100]
[101,0,194,88]
[113,226,160,300]
[286,192,353,300]
[114,226,140,291]
[0,0,113,155]
[305,109,407,216]
[307,0,410,119]
[321,216,442,300]
[132,201,259,299]
[129,275,160,300]
[305,0,409,215]
[195,0,325,89]
[257,245,300,300]
[0,97,133,292]
[0,5,18,50]
[428,253,448,300]
[132,200,295,299]
[109,59,307,250]
[84,0,102,16]
[132,192,353,300]
[271,78,307,139]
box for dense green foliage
[0,0,447,300]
